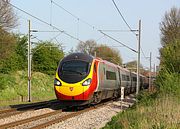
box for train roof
[62,53,93,63]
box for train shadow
[8,94,137,112]
[9,99,62,111]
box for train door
[120,70,126,93]
[98,62,105,90]
[126,72,130,93]
[118,68,121,88]
[130,72,133,93]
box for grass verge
[102,72,180,129]
[0,71,56,106]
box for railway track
[0,99,59,119]
[0,100,111,129]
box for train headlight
[54,79,61,86]
[82,78,91,86]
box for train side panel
[120,69,131,94]
[95,61,120,100]
[131,72,137,93]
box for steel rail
[0,100,59,119]
[0,110,62,129]
[30,101,111,129]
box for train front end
[54,53,98,104]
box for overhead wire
[50,0,52,25]
[141,47,148,59]
[52,0,149,65]
[111,0,149,60]
[8,0,144,57]
[51,0,96,29]
[99,30,137,53]
[5,0,84,43]
[51,0,136,53]
[111,0,136,36]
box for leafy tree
[160,40,180,73]
[0,0,19,73]
[32,42,64,75]
[95,44,122,65]
[0,28,16,60]
[14,35,28,69]
[67,47,75,55]
[75,39,123,64]
[159,7,180,73]
[76,40,97,55]
[156,7,180,93]
[125,60,144,72]
[160,7,180,47]
[0,34,28,73]
[0,0,18,30]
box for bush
[155,70,180,98]
[0,74,12,91]
[136,91,158,106]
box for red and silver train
[54,53,148,105]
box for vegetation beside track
[0,71,56,106]
[102,72,180,129]
[102,7,180,129]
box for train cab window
[61,60,89,75]
[106,71,116,80]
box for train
[54,53,149,106]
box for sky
[11,0,179,69]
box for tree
[0,0,18,30]
[76,40,122,65]
[76,40,97,55]
[160,7,180,47]
[159,7,180,73]
[0,28,16,60]
[0,34,28,73]
[14,34,28,69]
[95,44,122,65]
[67,47,75,55]
[160,40,180,73]
[0,0,19,73]
[32,42,64,75]
[125,60,146,73]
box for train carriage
[54,53,148,106]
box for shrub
[155,69,180,98]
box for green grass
[0,71,56,106]
[102,72,180,129]
[103,95,180,129]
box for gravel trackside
[46,95,136,129]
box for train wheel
[92,93,101,104]
[113,90,119,99]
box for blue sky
[12,0,179,69]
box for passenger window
[127,76,130,81]
[106,71,116,80]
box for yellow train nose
[55,85,89,96]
